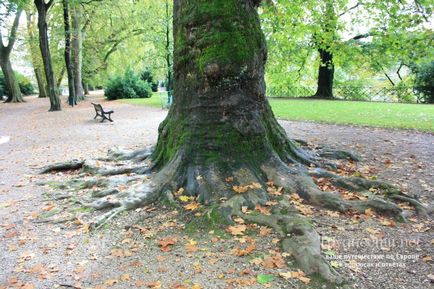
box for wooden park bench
[91,103,114,122]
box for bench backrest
[92,103,103,112]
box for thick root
[221,195,343,283]
[309,168,431,216]
[40,160,85,174]
[39,143,428,285]
[103,146,153,162]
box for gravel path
[0,93,432,289]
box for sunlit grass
[119,95,434,132]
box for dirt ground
[0,93,432,289]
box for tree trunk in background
[314,48,334,99]
[34,0,61,111]
[83,82,89,95]
[165,0,173,98]
[26,9,47,98]
[313,0,336,99]
[63,0,76,106]
[34,67,47,98]
[71,4,85,101]
[0,58,23,103]
[0,9,23,103]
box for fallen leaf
[226,225,247,236]
[158,237,177,252]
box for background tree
[262,0,433,101]
[62,0,76,106]
[34,0,62,111]
[0,3,23,103]
[25,7,48,98]
[71,1,84,100]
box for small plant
[105,69,152,100]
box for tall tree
[34,0,62,111]
[71,2,84,100]
[0,8,23,103]
[312,0,336,99]
[26,9,48,98]
[62,0,76,106]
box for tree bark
[152,0,311,191]
[71,4,85,101]
[34,0,62,111]
[314,48,334,99]
[63,0,76,106]
[0,9,23,103]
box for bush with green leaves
[16,73,35,95]
[0,72,35,96]
[105,69,152,100]
[413,61,434,104]
[140,69,158,92]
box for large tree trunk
[71,4,85,101]
[0,58,23,103]
[34,0,62,111]
[0,9,23,103]
[63,0,76,106]
[153,0,306,177]
[314,48,334,99]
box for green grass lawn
[119,94,434,132]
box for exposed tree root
[38,145,430,284]
[40,159,85,174]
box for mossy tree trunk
[152,0,311,198]
[0,9,23,103]
[35,0,62,111]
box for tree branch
[338,2,361,17]
[6,9,23,52]
[46,0,55,9]
[396,63,403,81]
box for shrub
[140,69,159,92]
[414,61,434,104]
[105,69,152,100]
[0,72,35,96]
[16,73,35,95]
